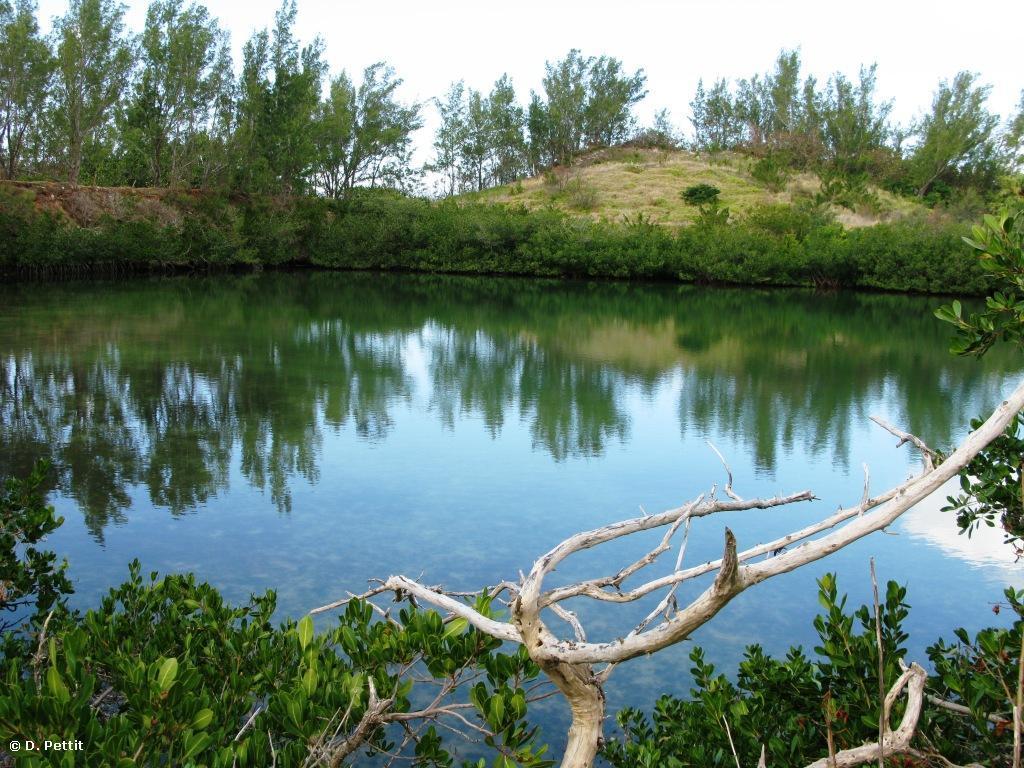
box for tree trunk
[513,588,605,768]
[542,660,605,768]
[68,133,82,186]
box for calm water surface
[1,271,1021,740]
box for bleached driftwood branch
[313,379,1024,768]
[801,663,927,768]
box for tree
[315,386,1024,768]
[460,87,491,192]
[526,91,552,172]
[767,49,801,137]
[582,54,647,148]
[532,50,646,167]
[910,71,999,198]
[50,0,135,185]
[311,62,421,198]
[429,80,467,197]
[191,34,234,187]
[1008,90,1024,169]
[487,74,528,186]
[0,0,52,180]
[125,0,231,187]
[231,0,324,194]
[735,73,770,146]
[538,49,588,166]
[692,50,802,153]
[690,77,743,152]
[232,27,271,191]
[630,107,680,149]
[429,76,526,196]
[818,64,891,183]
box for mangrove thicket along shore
[0,181,991,295]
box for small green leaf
[443,618,469,639]
[181,732,211,761]
[46,665,70,703]
[297,615,314,650]
[302,666,318,696]
[192,708,214,730]
[157,657,178,692]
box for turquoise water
[1,270,1020,735]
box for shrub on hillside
[750,154,791,192]
[681,183,721,206]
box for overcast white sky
[35,0,1024,161]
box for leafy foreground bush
[0,463,1020,766]
[604,575,1021,767]
[0,467,552,768]
[0,184,993,295]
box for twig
[871,559,884,768]
[707,440,742,501]
[869,416,938,471]
[549,604,586,642]
[1015,626,1023,768]
[925,693,1009,724]
[89,686,114,711]
[721,714,742,768]
[234,704,263,742]
[31,610,54,686]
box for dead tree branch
[801,663,927,768]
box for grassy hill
[468,147,924,228]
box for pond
[1,270,1021,743]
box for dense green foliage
[0,185,993,295]
[938,206,1024,354]
[1,572,553,766]
[604,576,1021,767]
[680,183,720,206]
[688,49,1013,209]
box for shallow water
[1,271,1021,747]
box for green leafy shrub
[603,575,1016,768]
[927,588,1023,765]
[750,154,790,192]
[936,206,1024,355]
[0,185,995,295]
[1,566,552,768]
[563,178,600,211]
[681,183,721,206]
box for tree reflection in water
[0,272,1018,539]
